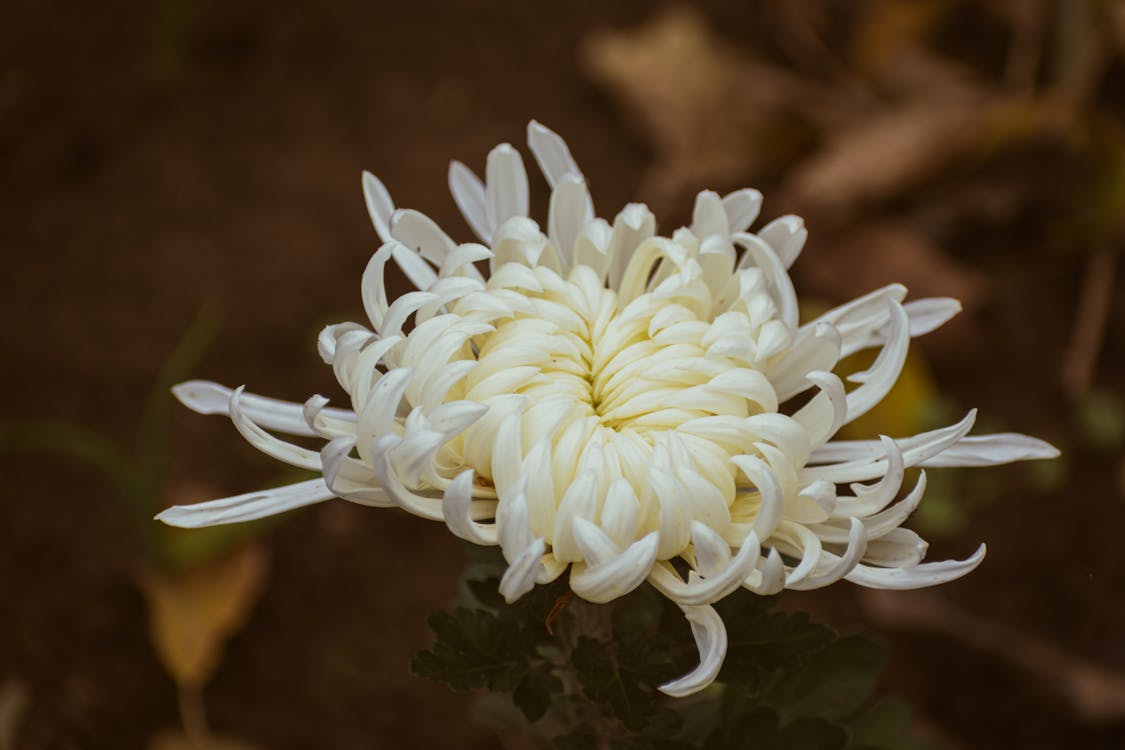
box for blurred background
[2,1,1124,748]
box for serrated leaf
[572,636,658,732]
[411,607,532,692]
[716,592,835,689]
[513,667,562,723]
[765,634,887,721]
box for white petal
[527,120,582,186]
[691,521,732,577]
[658,604,727,697]
[862,527,928,567]
[730,455,784,540]
[691,190,730,239]
[362,171,395,242]
[228,386,321,470]
[155,478,334,527]
[648,532,760,606]
[919,433,1060,467]
[499,537,546,603]
[441,469,497,545]
[173,380,355,436]
[320,436,393,507]
[733,232,799,330]
[390,209,456,266]
[757,215,806,269]
[570,530,660,603]
[721,189,763,234]
[548,174,592,265]
[486,143,529,232]
[448,160,491,243]
[805,411,979,483]
[600,478,641,549]
[903,297,961,337]
[844,300,909,423]
[845,544,986,589]
[789,518,868,590]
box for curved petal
[570,522,659,603]
[658,604,727,697]
[441,469,498,544]
[846,544,986,589]
[499,537,546,603]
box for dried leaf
[581,6,822,206]
[140,542,269,689]
[788,97,994,214]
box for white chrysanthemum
[159,122,1058,696]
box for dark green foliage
[572,636,660,731]
[411,608,533,692]
[705,707,847,750]
[413,548,940,749]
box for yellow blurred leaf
[140,542,268,690]
[148,730,264,750]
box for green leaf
[411,608,532,692]
[0,420,152,524]
[764,634,887,721]
[138,307,219,491]
[572,636,659,732]
[513,667,562,723]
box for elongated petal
[156,478,334,527]
[173,380,355,436]
[919,434,1060,467]
[486,144,529,232]
[448,160,491,242]
[362,171,394,242]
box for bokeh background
[2,1,1124,748]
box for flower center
[451,262,781,560]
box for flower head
[160,122,1058,696]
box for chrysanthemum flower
[159,122,1058,696]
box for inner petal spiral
[452,262,782,562]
